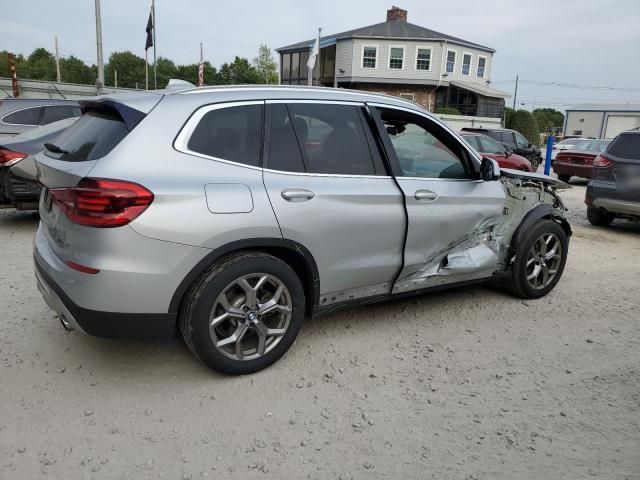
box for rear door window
[2,106,42,125]
[44,108,129,162]
[607,133,640,160]
[286,103,377,175]
[500,132,516,148]
[266,103,306,173]
[42,105,81,125]
[187,104,263,167]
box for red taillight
[49,178,154,228]
[0,148,28,166]
[593,154,614,168]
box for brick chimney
[387,6,408,22]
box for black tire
[557,174,571,183]
[179,252,305,375]
[509,220,569,299]
[587,206,614,227]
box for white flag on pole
[307,37,319,70]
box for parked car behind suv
[462,127,542,169]
[0,98,80,137]
[0,117,77,210]
[34,87,571,375]
[553,139,610,183]
[586,130,640,226]
[459,131,534,171]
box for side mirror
[480,157,501,181]
[527,142,532,148]
[505,148,513,157]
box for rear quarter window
[186,104,263,167]
[44,109,129,162]
[607,133,640,160]
[42,105,81,125]
[2,106,42,125]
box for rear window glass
[607,133,640,160]
[42,105,81,125]
[3,106,41,125]
[187,104,263,167]
[44,109,129,162]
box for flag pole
[145,49,149,90]
[315,28,322,86]
[152,0,157,89]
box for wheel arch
[169,238,320,318]
[510,204,572,254]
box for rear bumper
[592,197,640,216]
[0,168,41,208]
[553,162,593,178]
[586,181,640,217]
[34,253,177,339]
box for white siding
[346,39,492,83]
[564,111,604,138]
[335,40,354,78]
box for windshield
[572,140,610,152]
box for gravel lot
[1,179,639,480]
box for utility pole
[512,74,518,110]
[54,36,61,83]
[152,0,157,89]
[114,70,118,88]
[94,0,104,93]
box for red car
[459,132,534,172]
[553,139,610,183]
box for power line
[492,78,640,93]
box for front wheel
[509,220,568,299]
[179,252,305,375]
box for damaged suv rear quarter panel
[393,170,570,293]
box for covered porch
[435,81,511,119]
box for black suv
[462,127,542,169]
[586,129,640,226]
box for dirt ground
[1,179,639,480]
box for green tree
[104,51,145,88]
[24,48,56,80]
[219,57,262,85]
[510,109,540,145]
[155,57,177,88]
[532,108,564,134]
[252,43,278,84]
[0,51,27,78]
[504,107,516,129]
[175,61,220,86]
[59,55,94,84]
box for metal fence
[0,77,138,100]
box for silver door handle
[414,190,438,202]
[281,188,315,202]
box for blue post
[544,134,554,176]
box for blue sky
[3,0,639,109]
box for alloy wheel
[525,233,562,289]
[209,273,292,361]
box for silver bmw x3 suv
[34,86,571,374]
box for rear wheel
[509,220,568,299]
[557,174,571,183]
[179,252,305,375]
[587,206,614,227]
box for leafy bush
[510,109,540,146]
[435,107,462,115]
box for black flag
[145,11,153,50]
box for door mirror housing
[505,148,513,157]
[480,157,501,181]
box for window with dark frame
[389,47,404,69]
[462,54,471,75]
[362,47,377,68]
[416,48,431,70]
[2,107,41,125]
